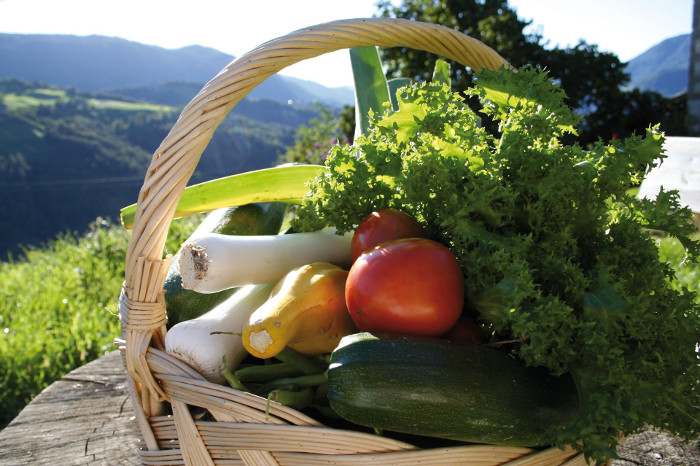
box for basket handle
[118,17,508,400]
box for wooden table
[0,351,698,465]
[0,351,140,465]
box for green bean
[313,378,329,400]
[255,373,327,397]
[274,347,326,375]
[234,361,304,382]
[220,365,248,391]
[268,387,314,410]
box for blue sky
[0,0,693,88]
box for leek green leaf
[120,164,326,229]
[350,46,391,138]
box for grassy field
[0,216,198,428]
[2,86,173,113]
[86,98,172,112]
[0,215,698,429]
[2,89,71,111]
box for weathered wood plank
[0,350,697,465]
[615,429,700,466]
[0,351,141,465]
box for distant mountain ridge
[1,30,691,104]
[625,34,690,97]
[0,32,355,107]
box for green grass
[3,94,49,111]
[32,89,69,98]
[2,87,172,113]
[2,89,70,111]
[86,98,173,112]
[0,216,199,428]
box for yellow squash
[242,262,356,358]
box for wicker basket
[116,17,591,465]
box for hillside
[0,79,320,259]
[0,33,354,107]
[0,33,355,259]
[626,34,690,97]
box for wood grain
[0,351,141,465]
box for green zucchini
[327,333,579,447]
[165,203,288,327]
[189,202,289,237]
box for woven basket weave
[116,17,590,465]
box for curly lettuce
[293,65,700,463]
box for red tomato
[346,238,464,337]
[351,209,427,262]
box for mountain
[0,33,355,107]
[4,30,690,105]
[281,76,355,108]
[625,34,690,97]
[112,81,327,125]
[0,32,357,258]
[0,79,321,260]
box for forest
[0,78,322,259]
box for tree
[279,103,352,165]
[376,0,685,143]
[338,104,356,144]
[377,0,543,86]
